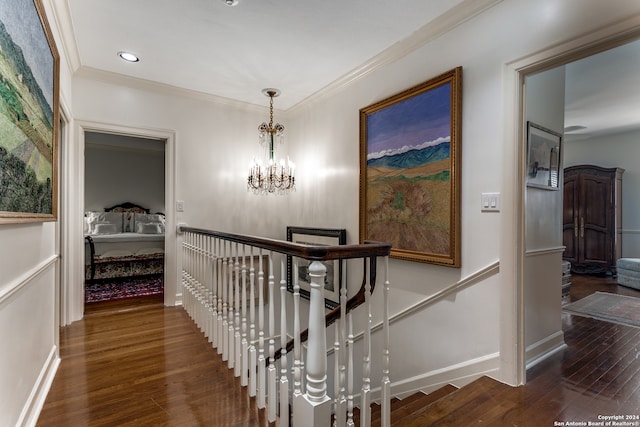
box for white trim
[68,121,178,323]
[371,353,500,402]
[621,229,640,235]
[525,331,566,370]
[0,255,58,304]
[388,260,499,326]
[290,0,503,110]
[16,346,60,427]
[346,260,500,345]
[502,13,640,388]
[524,246,566,257]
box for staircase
[354,376,514,426]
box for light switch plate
[481,192,500,212]
[176,200,185,212]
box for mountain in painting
[367,140,450,169]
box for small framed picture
[526,121,562,190]
[286,226,346,309]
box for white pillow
[136,222,164,234]
[86,212,123,234]
[93,223,119,235]
[134,213,165,227]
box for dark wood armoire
[562,165,624,275]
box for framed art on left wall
[0,0,60,223]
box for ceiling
[63,0,472,109]
[60,0,639,138]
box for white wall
[564,129,640,257]
[523,67,566,364]
[0,0,73,424]
[84,134,165,214]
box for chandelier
[247,89,296,195]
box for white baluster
[222,241,229,361]
[234,243,242,376]
[241,245,249,387]
[257,248,266,409]
[211,236,218,348]
[279,259,289,427]
[346,312,354,427]
[334,321,345,427]
[336,263,349,427]
[267,253,277,423]
[381,256,391,427]
[293,261,331,426]
[360,262,372,427]
[293,261,302,399]
[249,247,257,397]
[216,238,224,353]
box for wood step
[387,384,458,424]
[349,384,458,426]
[392,376,517,427]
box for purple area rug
[85,274,163,303]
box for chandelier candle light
[247,88,296,194]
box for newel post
[293,261,332,426]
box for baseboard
[525,330,566,369]
[371,352,500,401]
[17,346,60,427]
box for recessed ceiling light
[222,0,239,6]
[118,51,139,62]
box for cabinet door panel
[562,176,578,262]
[579,174,611,265]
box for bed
[84,202,165,281]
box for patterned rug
[85,274,164,303]
[563,292,640,328]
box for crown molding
[75,66,269,113]
[45,0,81,72]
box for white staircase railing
[179,226,391,426]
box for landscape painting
[359,67,461,266]
[0,0,59,222]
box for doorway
[519,34,640,373]
[61,121,177,324]
[83,131,166,305]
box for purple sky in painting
[367,83,450,157]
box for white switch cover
[176,200,185,212]
[481,192,500,212]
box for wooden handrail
[178,226,391,261]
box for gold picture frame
[359,67,462,266]
[0,0,60,223]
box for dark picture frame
[526,121,562,190]
[286,226,346,309]
[0,0,60,223]
[359,67,462,266]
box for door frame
[502,17,640,385]
[62,120,177,323]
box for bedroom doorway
[83,131,166,306]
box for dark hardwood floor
[36,275,640,426]
[37,294,271,427]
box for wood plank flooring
[37,274,640,426]
[37,295,271,427]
